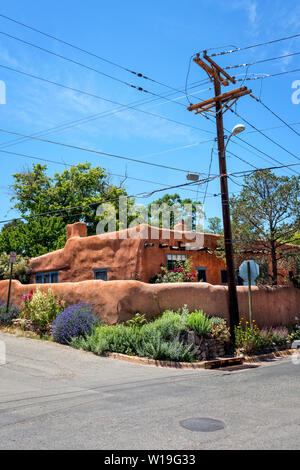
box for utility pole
[187,52,252,346]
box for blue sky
[0,0,299,227]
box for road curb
[106,349,295,369]
[105,352,245,369]
[243,349,296,363]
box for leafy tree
[228,170,300,285]
[0,252,31,284]
[0,163,133,257]
[147,193,204,231]
[206,217,223,234]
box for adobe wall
[29,224,227,285]
[1,279,299,328]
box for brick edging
[106,349,296,369]
[243,349,296,362]
[105,352,245,369]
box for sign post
[6,252,16,313]
[239,260,260,327]
[247,261,253,325]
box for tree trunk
[270,241,278,285]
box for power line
[229,108,300,165]
[0,63,216,137]
[0,127,211,175]
[207,33,300,57]
[0,30,160,95]
[1,162,299,226]
[203,102,300,176]
[0,74,212,151]
[227,150,259,170]
[224,51,300,70]
[0,13,186,95]
[250,94,300,139]
[0,148,218,197]
[202,147,214,206]
[0,176,217,225]
[235,68,300,81]
[204,114,293,177]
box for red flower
[29,289,34,295]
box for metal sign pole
[247,261,253,327]
[6,262,13,314]
[6,252,16,314]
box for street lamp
[225,124,246,151]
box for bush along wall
[70,309,231,363]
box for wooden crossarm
[187,86,249,111]
[194,88,252,115]
[203,52,236,84]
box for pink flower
[22,295,28,301]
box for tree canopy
[229,170,300,285]
[0,163,132,257]
[147,193,204,231]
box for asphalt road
[0,332,299,450]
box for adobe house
[29,221,299,286]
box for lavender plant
[51,303,100,345]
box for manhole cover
[180,418,225,432]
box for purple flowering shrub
[51,303,99,345]
[0,301,20,325]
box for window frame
[94,269,108,281]
[221,269,228,284]
[196,266,207,283]
[35,271,59,284]
[166,253,187,271]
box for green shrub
[290,329,300,341]
[71,326,110,355]
[235,319,269,354]
[142,310,188,340]
[136,332,197,362]
[23,287,65,331]
[71,308,226,363]
[72,324,142,356]
[126,313,147,328]
[187,311,212,336]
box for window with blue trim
[196,267,207,282]
[35,272,59,284]
[94,269,108,281]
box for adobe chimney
[67,222,87,240]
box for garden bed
[1,287,299,364]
